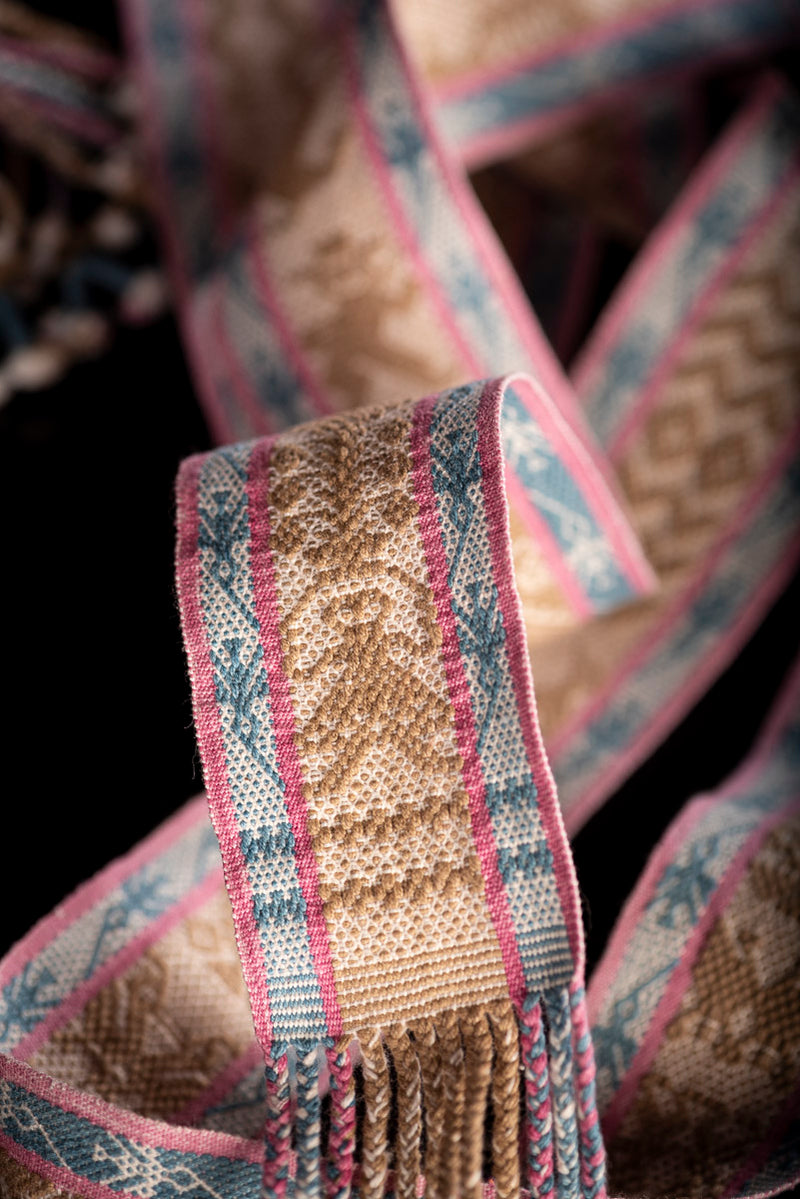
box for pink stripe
[508,375,657,597]
[175,453,274,1048]
[608,154,800,462]
[602,796,800,1144]
[171,1041,262,1127]
[0,80,118,144]
[588,653,800,1021]
[587,795,719,1024]
[211,275,277,437]
[349,9,647,601]
[177,0,232,235]
[13,869,223,1062]
[432,0,752,103]
[476,380,585,971]
[504,467,592,620]
[572,74,784,401]
[457,38,789,173]
[552,417,800,761]
[0,794,209,990]
[721,1080,800,1198]
[0,1053,263,1160]
[181,0,335,428]
[120,0,231,446]
[0,36,119,83]
[410,395,527,1000]
[383,3,588,431]
[187,5,334,430]
[563,526,800,836]
[246,440,343,1039]
[357,2,648,592]
[246,220,334,420]
[0,1137,149,1199]
[341,21,482,377]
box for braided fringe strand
[569,985,607,1199]
[546,989,580,1199]
[385,1027,423,1199]
[326,1039,356,1199]
[488,1003,521,1199]
[436,1010,466,1199]
[263,1054,292,1199]
[460,1008,493,1199]
[415,1018,445,1199]
[521,996,555,1196]
[258,993,602,1198]
[360,1028,392,1199]
[295,1045,323,1199]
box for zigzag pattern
[535,186,800,749]
[618,214,800,581]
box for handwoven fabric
[589,658,800,1195]
[1,0,799,1197]
[393,0,800,166]
[175,374,602,1198]
[539,75,800,827]
[120,0,800,832]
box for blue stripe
[426,382,573,990]
[142,0,218,280]
[438,0,797,153]
[502,386,635,610]
[553,452,800,810]
[582,92,800,447]
[0,1077,259,1197]
[218,238,322,431]
[353,2,547,387]
[197,446,329,1048]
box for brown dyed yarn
[384,1027,423,1199]
[414,1017,445,1196]
[436,1009,466,1199]
[489,1003,522,1199]
[460,1008,494,1199]
[358,1028,391,1199]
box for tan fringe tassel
[355,1001,524,1198]
[384,1026,423,1199]
[359,1027,391,1199]
[488,1003,521,1199]
[436,1009,466,1199]
[460,1008,493,1199]
[415,1018,444,1198]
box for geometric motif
[590,661,800,1196]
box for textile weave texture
[0,0,798,1197]
[175,374,603,1199]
